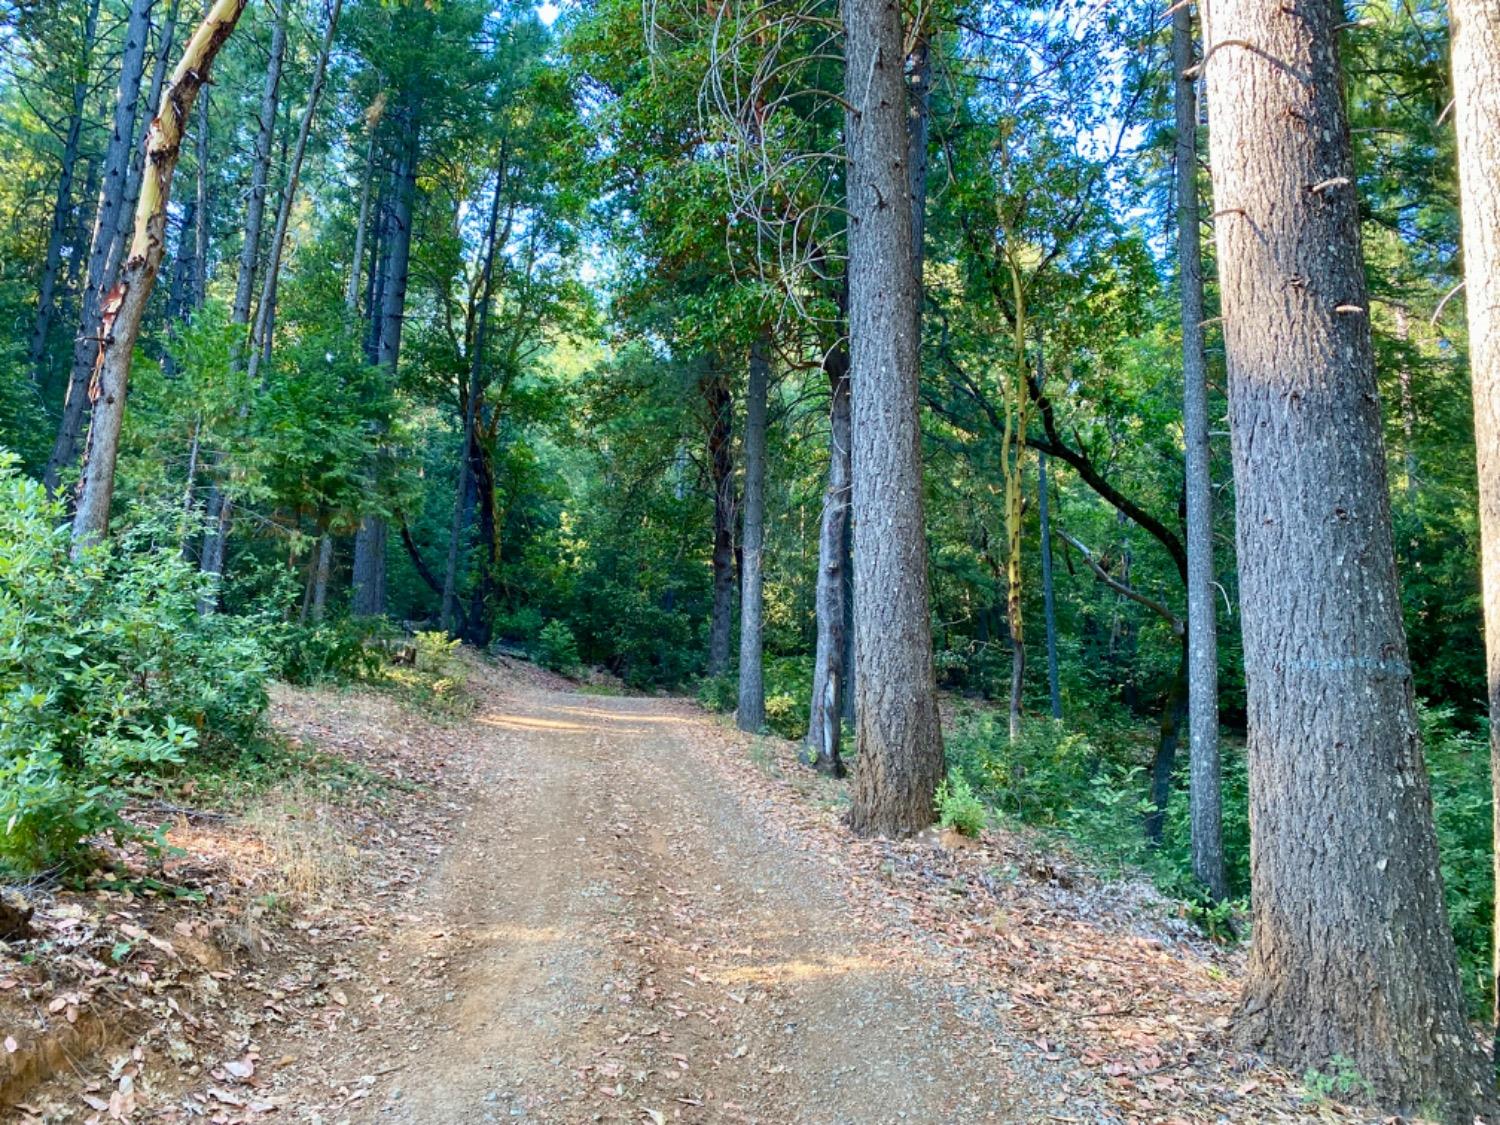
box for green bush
[696,674,736,713]
[265,617,387,685]
[764,693,802,740]
[0,455,269,872]
[414,629,462,676]
[536,619,580,675]
[494,605,544,644]
[935,769,987,837]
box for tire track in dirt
[300,684,1039,1124]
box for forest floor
[1,654,1379,1124]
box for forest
[3,0,1500,1119]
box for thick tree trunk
[352,110,418,618]
[1204,2,1492,1115]
[28,0,101,388]
[1037,451,1062,720]
[443,155,505,636]
[843,0,943,836]
[1448,0,1500,1080]
[736,332,770,732]
[806,338,851,776]
[45,0,153,495]
[705,365,736,677]
[70,0,251,551]
[1173,2,1226,901]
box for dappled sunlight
[711,952,897,987]
[550,704,698,727]
[477,714,598,734]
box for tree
[71,0,252,548]
[1447,0,1500,1071]
[843,0,943,836]
[736,331,770,731]
[1172,1,1225,901]
[45,0,153,494]
[26,0,101,390]
[1202,0,1492,1114]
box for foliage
[935,770,987,838]
[265,619,388,686]
[0,455,268,873]
[535,620,580,676]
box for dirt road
[312,682,1047,1124]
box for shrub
[0,454,269,872]
[696,674,736,713]
[763,693,802,740]
[414,630,461,676]
[536,620,580,675]
[935,769,987,837]
[265,618,386,685]
[493,605,544,644]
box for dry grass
[239,780,359,904]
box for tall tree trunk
[736,332,770,732]
[705,364,736,677]
[1203,1,1491,1114]
[1037,450,1062,720]
[199,0,288,592]
[116,0,181,274]
[467,416,498,646]
[28,0,101,388]
[806,336,851,776]
[352,109,418,617]
[443,154,505,636]
[232,0,287,331]
[1448,0,1500,1082]
[61,156,100,333]
[844,0,943,836]
[70,0,252,551]
[345,126,379,312]
[193,93,210,307]
[907,28,930,324]
[311,532,332,622]
[45,0,153,495]
[247,0,344,388]
[1145,640,1188,846]
[1174,1,1226,901]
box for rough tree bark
[806,334,851,775]
[736,332,771,732]
[1448,0,1500,1078]
[70,0,252,550]
[1173,1,1226,901]
[352,108,419,617]
[45,0,153,495]
[1203,1,1493,1115]
[28,0,101,388]
[705,363,736,678]
[843,0,943,836]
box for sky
[538,2,561,26]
